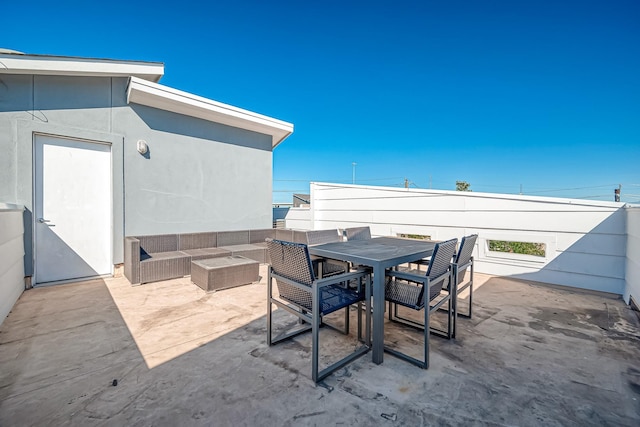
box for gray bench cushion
[274,229,294,242]
[139,251,191,284]
[180,247,231,261]
[178,232,217,250]
[249,229,276,244]
[217,230,250,246]
[219,244,267,263]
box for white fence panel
[284,207,312,230]
[308,182,627,295]
[625,207,640,304]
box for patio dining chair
[304,229,348,278]
[343,226,372,272]
[384,238,458,369]
[450,234,477,338]
[266,238,371,383]
[344,226,371,241]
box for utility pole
[614,184,621,202]
[404,178,409,188]
[352,162,357,184]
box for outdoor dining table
[308,236,436,364]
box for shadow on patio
[1,266,639,425]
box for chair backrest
[305,229,341,246]
[455,234,477,266]
[266,239,315,285]
[454,234,477,283]
[423,238,458,303]
[345,226,371,241]
[266,239,316,309]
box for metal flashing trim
[0,52,164,82]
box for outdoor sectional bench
[124,228,305,285]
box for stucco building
[0,50,293,287]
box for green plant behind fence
[398,233,432,240]
[489,240,546,257]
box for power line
[524,184,619,194]
[274,177,638,198]
[274,177,405,185]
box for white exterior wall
[0,204,25,325]
[625,207,640,304]
[294,182,627,295]
[0,74,281,277]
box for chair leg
[312,276,372,383]
[468,260,474,318]
[312,285,321,383]
[357,277,372,346]
[365,274,371,347]
[456,261,474,321]
[357,301,362,341]
[424,298,430,369]
[344,305,350,335]
[452,265,458,339]
[447,291,452,339]
[468,280,473,318]
[267,269,273,346]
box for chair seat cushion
[385,277,426,309]
[219,244,267,263]
[279,282,363,315]
[396,267,452,292]
[180,248,231,260]
[310,256,347,277]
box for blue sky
[3,0,639,203]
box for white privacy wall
[296,182,627,295]
[283,207,312,230]
[0,204,25,325]
[625,207,640,305]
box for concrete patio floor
[1,266,639,426]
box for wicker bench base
[191,256,259,292]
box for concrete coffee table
[191,256,259,292]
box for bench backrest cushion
[137,234,178,254]
[305,229,341,246]
[292,230,308,244]
[179,232,218,250]
[250,229,276,244]
[274,228,294,242]
[217,230,250,246]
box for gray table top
[308,237,435,268]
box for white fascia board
[126,77,294,147]
[0,53,164,82]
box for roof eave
[0,53,164,82]
[126,77,293,148]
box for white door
[34,134,112,284]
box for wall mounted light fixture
[137,140,148,155]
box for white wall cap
[0,203,24,212]
[126,77,293,147]
[310,182,627,209]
